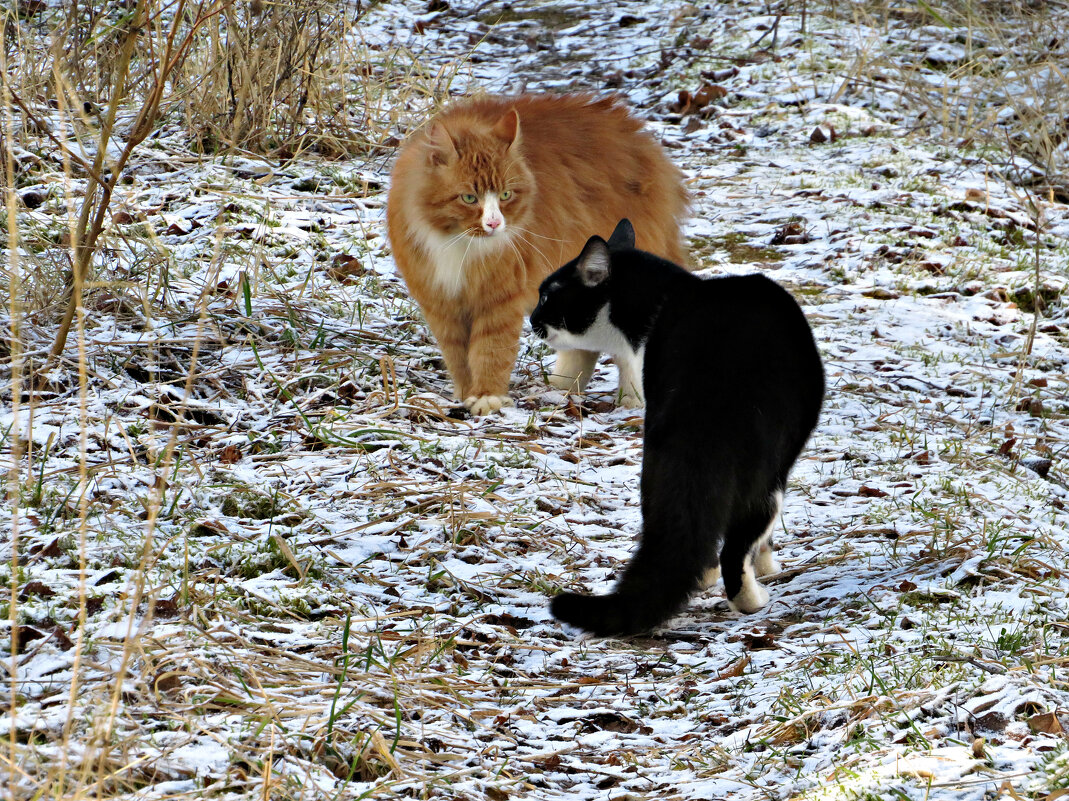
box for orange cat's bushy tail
[509,94,690,268]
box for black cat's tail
[550,550,702,637]
[551,588,692,637]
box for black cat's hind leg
[751,489,783,578]
[720,496,780,614]
[699,490,777,603]
[698,560,721,590]
[552,436,724,637]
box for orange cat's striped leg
[421,307,473,401]
[548,349,598,394]
[465,308,523,416]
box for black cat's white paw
[728,575,769,614]
[615,354,644,408]
[752,546,779,577]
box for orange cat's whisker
[460,227,481,265]
[433,229,477,261]
[508,227,558,272]
[502,236,528,276]
[509,224,564,243]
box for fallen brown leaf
[858,485,889,498]
[717,654,751,680]
[1027,711,1064,734]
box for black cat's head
[530,219,635,349]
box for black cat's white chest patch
[542,306,645,407]
[544,306,631,355]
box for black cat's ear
[577,236,611,287]
[606,218,636,250]
[426,122,458,166]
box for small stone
[1015,397,1044,417]
[975,711,1009,732]
[1021,457,1052,478]
[810,123,836,144]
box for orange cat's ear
[426,123,458,166]
[492,109,521,149]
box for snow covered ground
[3,1,1069,798]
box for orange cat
[386,94,688,415]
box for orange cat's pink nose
[486,217,502,230]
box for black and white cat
[530,219,825,636]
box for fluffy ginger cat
[386,93,688,415]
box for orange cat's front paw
[465,395,514,416]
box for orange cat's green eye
[499,190,513,201]
[460,193,478,204]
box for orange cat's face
[418,111,535,244]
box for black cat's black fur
[530,219,824,636]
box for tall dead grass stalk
[181,0,378,158]
[42,0,230,367]
[1,13,24,801]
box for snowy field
[3,0,1069,798]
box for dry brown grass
[7,0,420,160]
[0,0,448,351]
[830,0,1069,197]
[179,0,375,158]
[0,3,454,797]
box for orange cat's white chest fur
[409,194,510,297]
